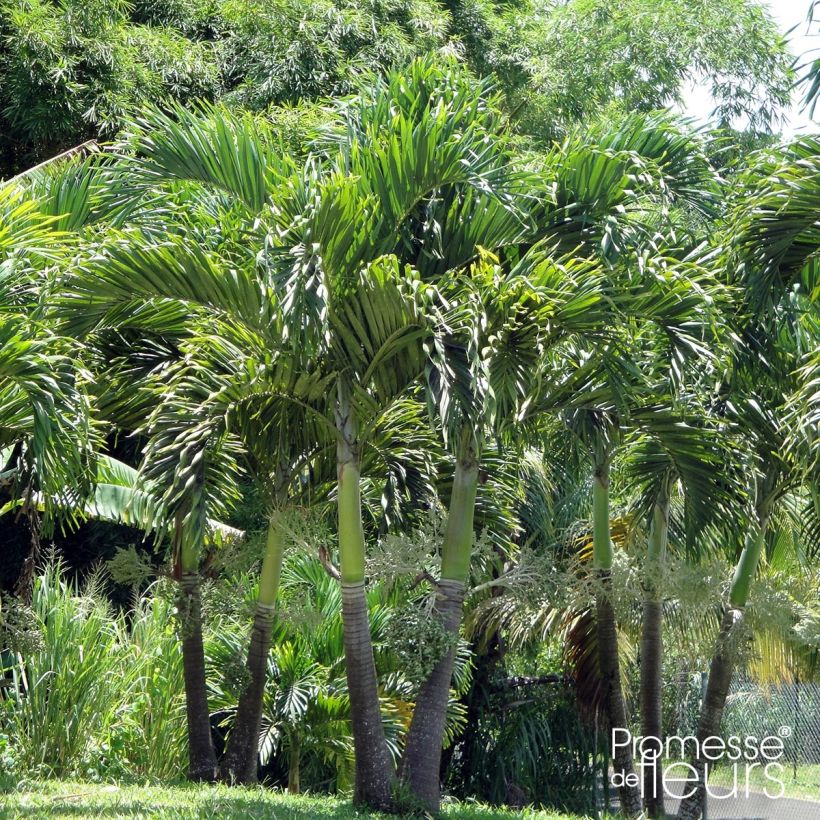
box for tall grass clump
[1,562,188,780]
[121,584,189,779]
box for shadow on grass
[0,784,552,820]
[3,795,355,819]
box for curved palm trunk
[336,385,394,810]
[640,485,670,818]
[177,520,217,782]
[592,459,642,818]
[401,454,479,813]
[220,515,285,784]
[676,512,768,820]
[675,606,739,820]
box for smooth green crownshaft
[440,454,479,583]
[647,481,671,564]
[177,511,200,576]
[592,459,613,571]
[258,511,285,607]
[728,515,768,608]
[335,379,366,585]
[338,459,366,584]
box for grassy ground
[0,781,591,819]
[705,762,820,801]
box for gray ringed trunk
[219,602,277,784]
[596,570,642,818]
[341,580,395,810]
[178,572,218,782]
[676,606,739,820]
[400,578,466,813]
[640,596,664,818]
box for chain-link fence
[666,673,820,768]
[723,678,820,770]
[662,670,820,816]
[583,669,820,818]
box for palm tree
[616,258,730,817]
[615,384,732,818]
[546,376,651,819]
[399,106,723,813]
[397,268,508,808]
[140,371,244,782]
[244,58,524,807]
[582,309,726,820]
[55,59,515,805]
[400,246,616,812]
[535,347,728,819]
[138,450,241,784]
[506,112,719,818]
[19,148,249,782]
[676,137,820,820]
[142,330,334,785]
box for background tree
[0,183,97,597]
[0,0,795,177]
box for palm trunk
[220,514,285,784]
[13,509,41,605]
[592,459,642,818]
[178,564,218,781]
[288,739,301,793]
[640,484,670,818]
[336,383,394,810]
[675,606,739,820]
[401,453,479,813]
[639,597,663,815]
[676,511,768,820]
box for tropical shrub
[448,679,600,815]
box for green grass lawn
[705,762,820,802]
[0,781,591,819]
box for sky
[680,0,818,135]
